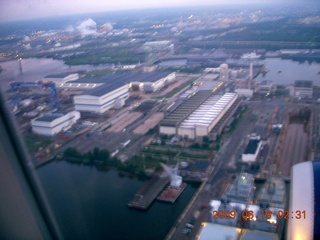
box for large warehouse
[160,90,213,136]
[31,111,80,136]
[178,93,238,139]
[73,71,175,113]
[74,84,129,113]
[129,72,175,93]
[160,92,239,139]
[59,71,175,91]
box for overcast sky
[0,0,310,23]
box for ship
[241,52,262,60]
[157,163,187,203]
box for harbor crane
[9,81,60,110]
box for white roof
[180,93,237,128]
[198,223,240,240]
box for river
[37,161,199,240]
[255,58,320,86]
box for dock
[128,174,170,210]
[157,182,187,203]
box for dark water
[37,161,198,240]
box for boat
[241,52,262,60]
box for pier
[128,174,170,210]
[157,183,187,203]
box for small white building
[74,84,129,113]
[43,73,79,85]
[291,80,313,98]
[235,88,254,98]
[129,72,176,93]
[31,111,80,136]
[242,136,262,163]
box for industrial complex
[1,5,320,240]
[4,49,320,240]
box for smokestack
[18,58,23,81]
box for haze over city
[0,0,315,22]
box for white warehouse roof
[180,93,236,128]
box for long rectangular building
[160,90,213,135]
[159,92,238,139]
[178,93,238,139]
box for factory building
[74,84,129,113]
[160,90,213,136]
[256,80,274,95]
[129,72,176,93]
[72,71,174,113]
[43,73,79,85]
[291,80,313,98]
[31,111,80,136]
[178,93,238,139]
[235,88,254,98]
[160,92,239,139]
[241,135,262,163]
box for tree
[63,148,82,160]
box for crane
[9,80,60,110]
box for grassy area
[64,49,145,65]
[142,148,177,157]
[179,151,209,159]
[130,155,167,171]
[85,69,112,77]
[24,134,52,153]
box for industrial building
[43,73,79,85]
[160,92,239,139]
[31,111,80,136]
[256,80,274,94]
[235,88,254,98]
[291,80,313,98]
[178,93,238,139]
[73,72,174,113]
[59,71,175,92]
[241,135,262,163]
[74,84,129,113]
[160,90,213,136]
[129,72,175,93]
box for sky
[0,0,310,23]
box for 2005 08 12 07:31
[212,210,307,220]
